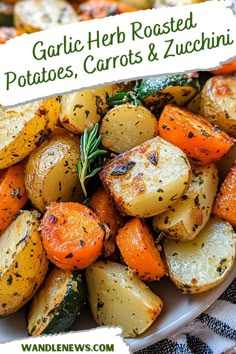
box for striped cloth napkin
[136,278,236,354]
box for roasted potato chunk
[24,129,83,212]
[0,97,60,169]
[99,136,191,218]
[163,217,236,294]
[152,164,218,241]
[100,104,158,154]
[200,76,236,137]
[86,261,163,338]
[14,0,78,33]
[0,211,48,316]
[59,85,113,134]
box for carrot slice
[78,0,136,20]
[40,202,105,270]
[212,162,236,227]
[0,161,28,236]
[89,186,126,257]
[211,60,236,75]
[116,218,166,282]
[89,185,126,241]
[158,104,234,165]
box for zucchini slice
[27,268,87,336]
[137,74,200,116]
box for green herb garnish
[107,80,141,106]
[77,123,107,197]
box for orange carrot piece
[89,186,126,258]
[40,202,105,270]
[211,60,236,75]
[0,161,28,236]
[78,0,136,20]
[89,185,126,241]
[159,104,234,165]
[116,218,166,282]
[212,162,236,227]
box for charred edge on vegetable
[79,239,86,246]
[97,222,106,233]
[148,153,158,165]
[73,104,83,111]
[194,196,200,206]
[48,214,58,224]
[65,253,73,259]
[97,299,104,311]
[170,194,178,201]
[16,230,30,247]
[110,161,136,176]
[11,187,22,199]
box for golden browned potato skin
[163,217,236,294]
[100,136,191,218]
[86,261,163,338]
[0,97,60,169]
[14,0,78,33]
[24,128,84,212]
[153,164,218,241]
[59,85,113,135]
[200,76,236,137]
[0,211,49,317]
[100,104,158,154]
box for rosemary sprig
[78,123,107,197]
